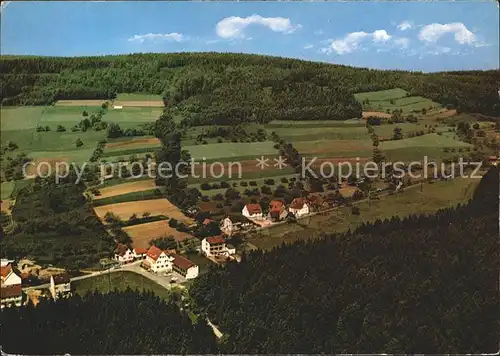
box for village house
[242,203,263,219]
[171,254,199,280]
[49,273,71,300]
[288,198,310,218]
[307,195,328,211]
[220,215,253,236]
[114,243,134,264]
[143,245,175,273]
[268,200,288,221]
[1,262,22,309]
[1,285,22,309]
[1,263,22,287]
[201,236,235,257]
[132,247,148,260]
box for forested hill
[1,53,499,124]
[190,168,499,353]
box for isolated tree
[392,127,404,140]
[107,123,123,138]
[75,138,84,148]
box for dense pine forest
[1,53,499,124]
[190,168,499,353]
[0,290,218,354]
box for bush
[219,181,230,189]
[264,179,275,185]
[249,181,257,186]
[200,183,212,190]
[75,138,84,148]
[351,206,360,215]
[281,177,289,183]
[240,181,248,187]
[168,218,178,228]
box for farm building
[133,247,147,260]
[289,198,310,218]
[242,204,263,219]
[113,105,123,109]
[114,244,134,264]
[0,285,22,309]
[171,254,199,280]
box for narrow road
[206,318,223,339]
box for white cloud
[418,22,476,45]
[397,21,412,31]
[304,44,314,49]
[314,29,324,36]
[128,33,184,43]
[215,14,301,39]
[394,37,410,49]
[373,30,392,42]
[323,30,395,54]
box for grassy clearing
[354,88,409,102]
[104,107,162,122]
[1,106,46,131]
[265,120,365,128]
[271,126,369,142]
[73,271,170,300]
[247,177,480,251]
[93,188,162,206]
[115,93,163,101]
[39,106,102,124]
[184,141,278,160]
[354,88,442,114]
[381,133,472,150]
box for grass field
[247,176,481,250]
[184,141,278,160]
[93,189,162,206]
[265,120,366,128]
[271,126,370,142]
[354,88,442,114]
[115,93,163,101]
[73,271,170,300]
[93,179,157,200]
[1,106,46,131]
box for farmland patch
[123,220,193,248]
[93,179,157,200]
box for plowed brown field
[123,220,193,248]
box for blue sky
[1,1,498,72]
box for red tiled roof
[207,236,225,244]
[52,273,70,285]
[133,247,148,255]
[269,200,284,210]
[290,198,308,210]
[0,264,12,278]
[203,218,214,225]
[245,204,262,214]
[172,254,196,270]
[114,243,129,257]
[147,245,163,262]
[0,284,22,299]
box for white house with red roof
[242,203,263,219]
[201,236,235,257]
[268,200,288,221]
[114,243,134,264]
[288,198,310,218]
[1,262,22,309]
[132,247,147,260]
[143,245,174,273]
[172,254,199,280]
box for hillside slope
[1,53,499,124]
[190,168,499,353]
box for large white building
[172,254,199,280]
[201,236,235,257]
[288,198,310,218]
[242,204,263,219]
[143,245,175,273]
